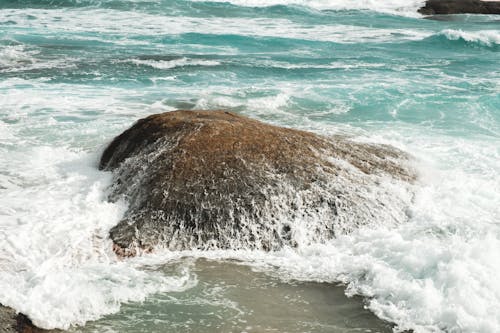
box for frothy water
[1,1,499,332]
[191,0,427,16]
[0,146,195,329]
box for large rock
[100,110,416,255]
[419,0,500,15]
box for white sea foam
[0,44,37,68]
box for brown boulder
[100,110,416,255]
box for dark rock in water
[0,305,56,333]
[100,110,416,255]
[419,0,500,15]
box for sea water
[0,0,499,332]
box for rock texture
[0,305,55,333]
[100,110,416,255]
[419,0,500,15]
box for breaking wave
[437,29,500,47]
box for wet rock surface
[419,0,500,15]
[0,305,55,333]
[100,110,416,255]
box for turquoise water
[0,1,499,332]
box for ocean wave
[127,57,221,70]
[438,29,500,47]
[1,0,425,16]
[189,0,426,16]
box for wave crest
[438,29,500,47]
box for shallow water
[0,1,499,332]
[71,259,393,333]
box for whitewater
[0,0,499,332]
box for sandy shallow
[69,259,393,333]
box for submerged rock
[0,305,55,333]
[100,110,416,255]
[419,0,500,15]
